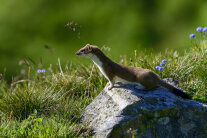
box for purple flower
[158,67,163,71]
[37,69,46,73]
[203,27,207,33]
[162,59,167,63]
[196,27,202,32]
[160,62,165,66]
[37,69,41,73]
[156,66,163,71]
[189,34,196,38]
[156,66,160,70]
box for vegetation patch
[0,37,207,136]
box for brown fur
[76,44,189,99]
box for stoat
[76,44,189,99]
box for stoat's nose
[76,51,81,55]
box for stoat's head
[76,44,99,58]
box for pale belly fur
[89,54,109,80]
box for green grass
[0,43,207,137]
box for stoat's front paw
[107,85,113,90]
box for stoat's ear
[88,45,92,51]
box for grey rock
[82,82,207,138]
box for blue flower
[203,27,207,33]
[42,69,46,73]
[37,69,46,73]
[158,67,163,71]
[189,34,196,38]
[37,69,41,73]
[160,62,165,66]
[162,59,167,63]
[156,66,163,71]
[196,27,202,32]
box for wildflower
[162,59,167,63]
[203,27,207,33]
[65,21,81,38]
[37,69,46,73]
[156,66,160,70]
[189,34,196,38]
[160,62,165,66]
[37,69,41,73]
[196,27,202,32]
[156,66,163,71]
[158,67,163,71]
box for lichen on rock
[82,81,207,138]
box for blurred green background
[0,0,207,81]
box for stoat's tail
[159,80,190,99]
